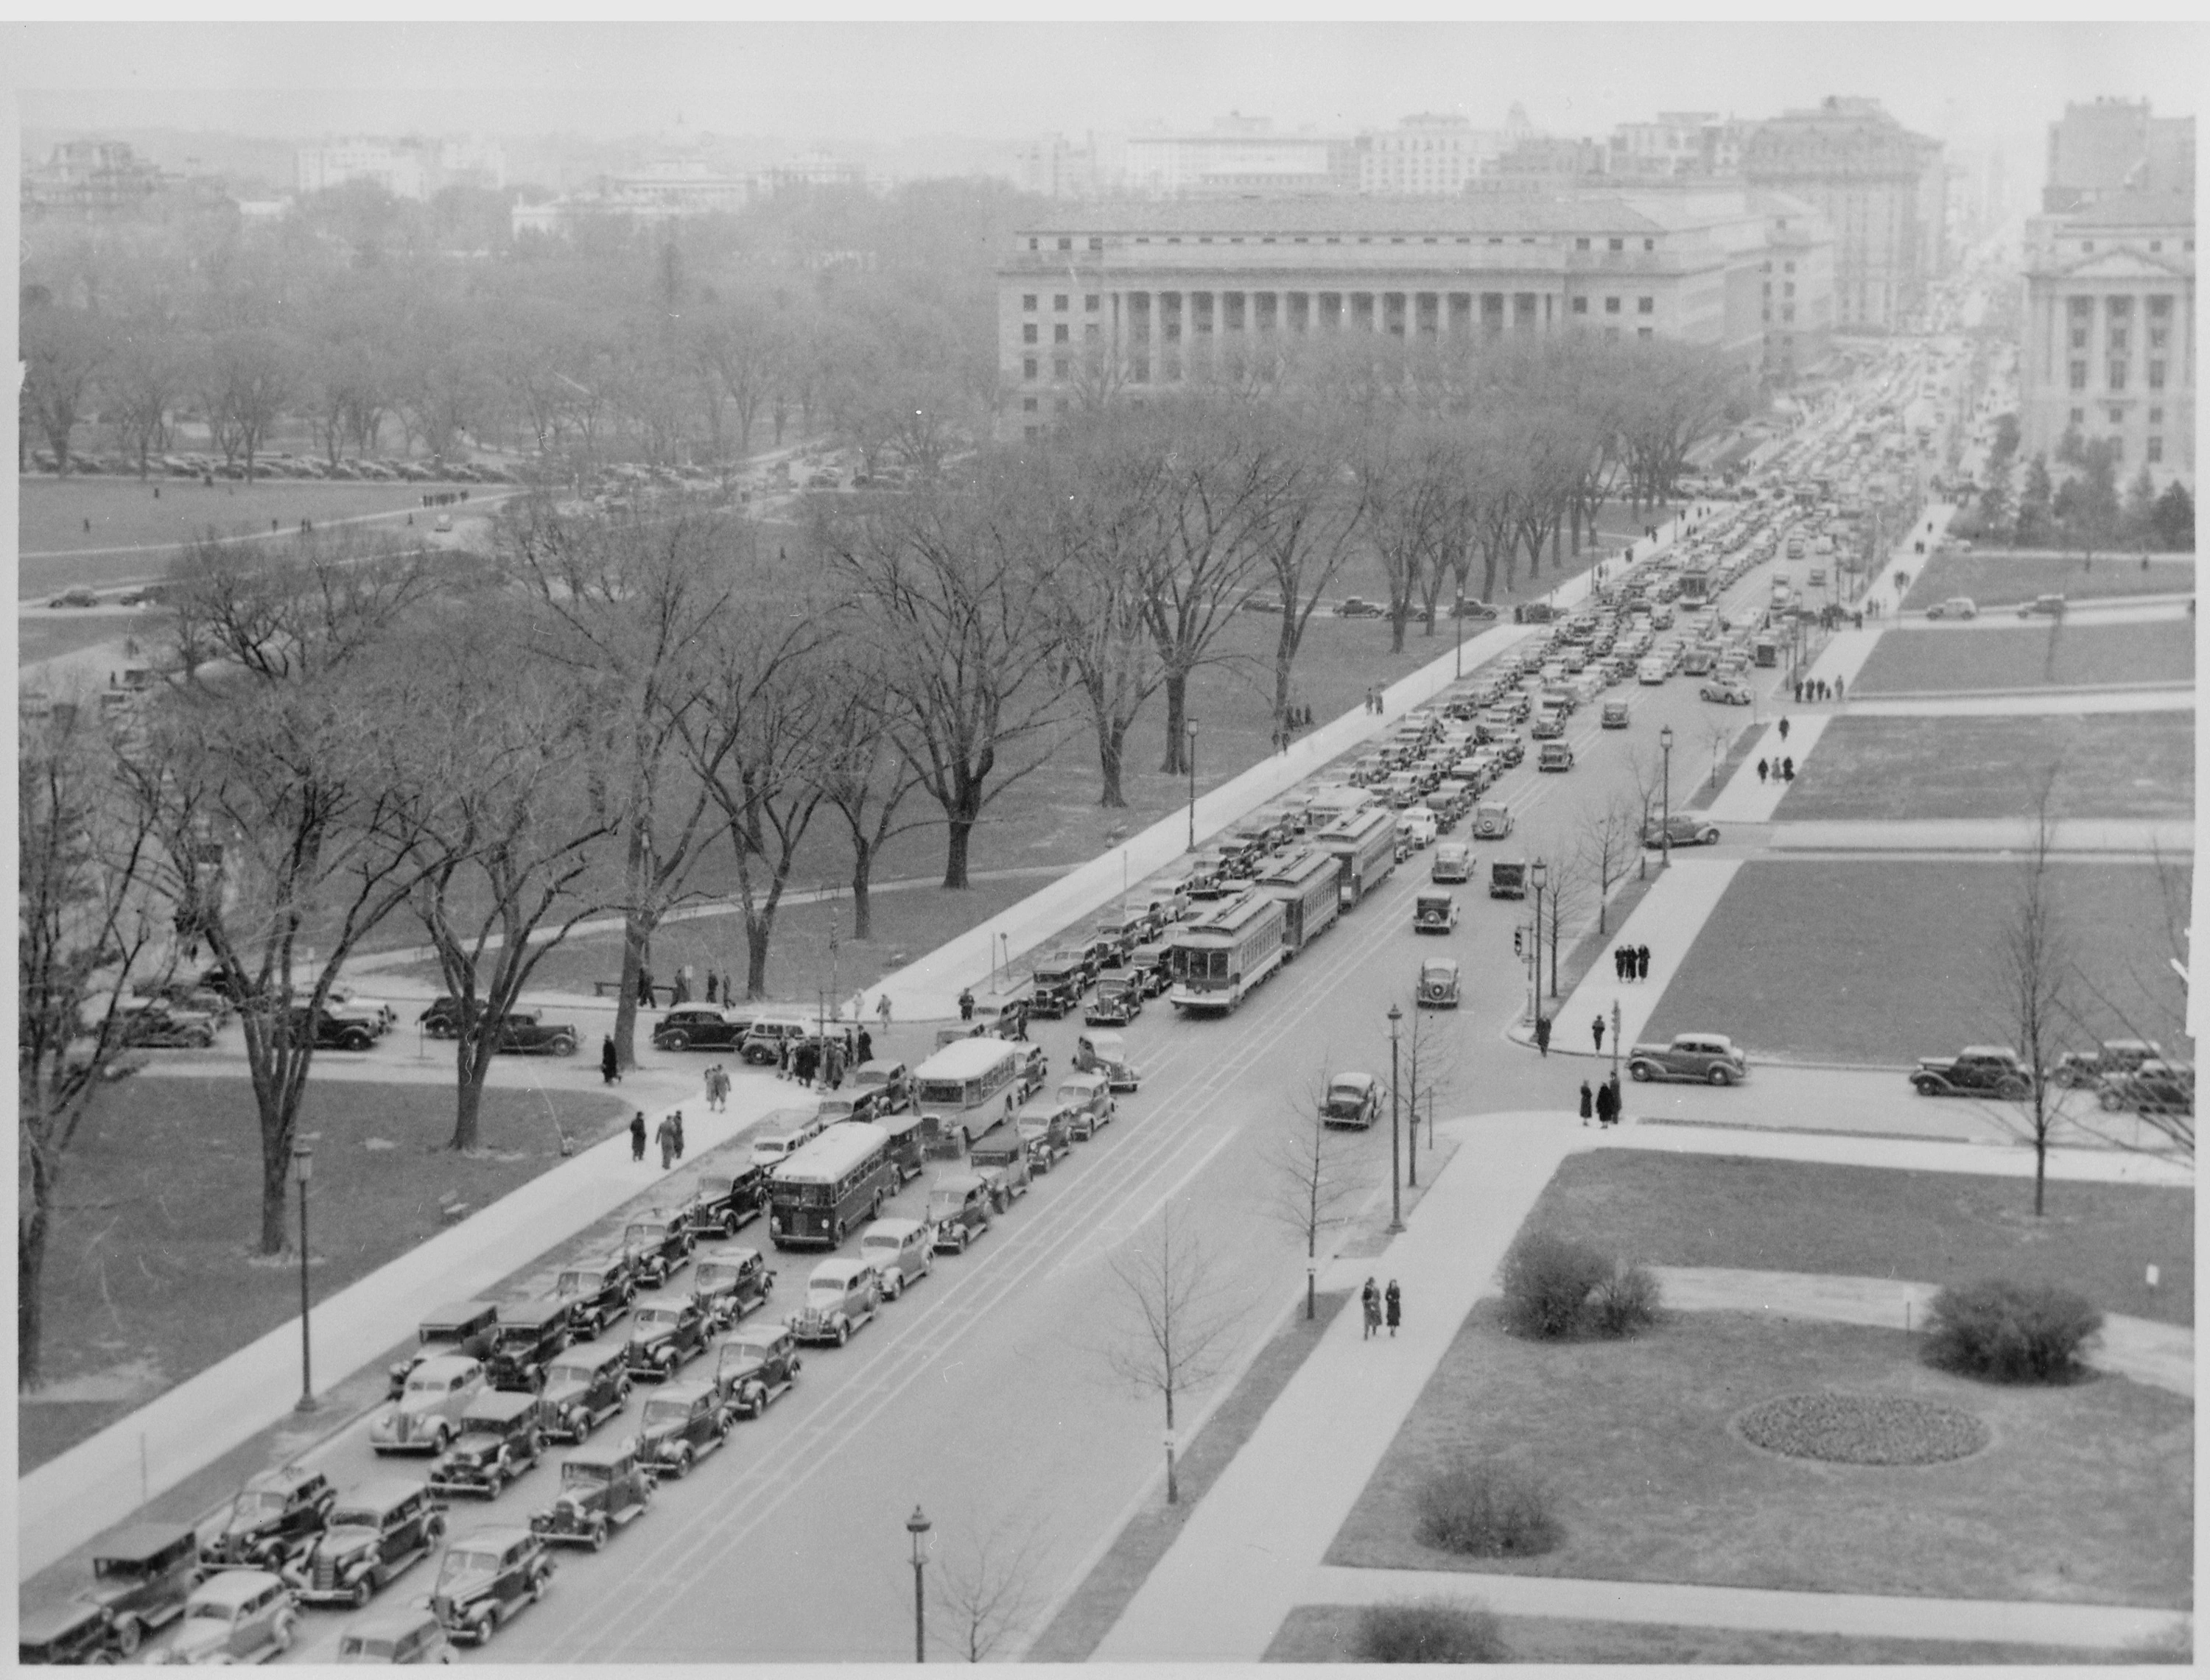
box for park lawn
[19,613,145,670]
[1520,1150,2192,1328]
[1643,857,2190,1068]
[1324,1304,2192,1609]
[1851,618,2195,695]
[19,1075,627,1472]
[1263,1606,2166,1664]
[1778,712,2193,820]
[1903,549,2195,612]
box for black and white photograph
[10,15,2200,1666]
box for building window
[2069,408,2085,424]
[1607,238,1624,252]
[1764,281,1773,297]
[1022,295,1037,312]
[2150,407,2164,423]
[1085,323,1100,342]
[1054,324,1069,342]
[1762,306,1772,323]
[2070,328,2087,349]
[2149,295,2172,317]
[1027,238,1038,251]
[1644,238,1655,251]
[1782,305,1795,323]
[1055,397,1069,413]
[1087,236,1103,251]
[2107,295,2130,317]
[1023,357,1037,380]
[1054,357,1069,377]
[1575,236,1590,250]
[2149,327,2168,350]
[2108,407,2125,424]
[2069,297,2093,317]
[2108,328,2127,353]
[1022,397,1038,412]
[1024,426,1039,440]
[1784,261,1795,274]
[2068,361,2087,391]
[1085,294,1100,312]
[1605,296,1621,314]
[1638,296,1655,314]
[1571,297,1588,314]
[1056,237,1071,251]
[2148,436,2164,463]
[1054,295,1069,311]
[2108,362,2127,390]
[2150,241,2162,253]
[1605,326,1621,340]
[1637,326,1654,340]
[1022,324,1037,345]
[2148,362,2165,390]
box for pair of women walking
[1361,1277,1403,1340]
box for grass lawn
[1778,712,2193,820]
[19,1076,628,1472]
[1324,1304,2192,1609]
[1263,1604,2167,1663]
[1025,1290,1353,1662]
[1852,619,2195,695]
[1644,857,2190,1067]
[1902,550,2195,612]
[19,613,147,670]
[1520,1150,2192,1327]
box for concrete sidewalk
[1298,1564,2187,1653]
[1767,817,2195,854]
[1546,859,1739,1055]
[18,1075,795,1576]
[1602,1118,2197,1187]
[1704,717,1830,820]
[1845,685,2195,717]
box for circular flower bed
[1735,1391,1989,1466]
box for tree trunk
[942,818,974,890]
[18,1164,51,1391]
[1159,675,1189,776]
[1389,603,1407,656]
[744,907,776,1000]
[450,1063,486,1154]
[614,917,647,1069]
[849,840,875,942]
[260,1131,292,1256]
[1096,719,1127,809]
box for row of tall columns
[1112,286,1556,373]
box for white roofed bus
[910,1038,1025,1152]
[765,1122,896,1251]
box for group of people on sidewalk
[701,1064,732,1111]
[1613,943,1652,983]
[1793,675,1843,703]
[628,1108,687,1167]
[1579,1075,1624,1127]
[1360,1277,1402,1340]
[1755,756,1797,784]
[774,1025,875,1090]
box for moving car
[650,1007,753,1052]
[622,1298,711,1381]
[1322,1072,1381,1130]
[551,1254,639,1340]
[484,1298,577,1395]
[715,1323,803,1419]
[857,1217,936,1300]
[428,1528,555,1647]
[1699,677,1753,706]
[52,1523,199,1659]
[1013,1100,1075,1175]
[288,1481,446,1609]
[2095,1058,2193,1119]
[927,1175,993,1253]
[2017,593,2066,619]
[1413,890,1459,934]
[332,1608,456,1665]
[1054,1071,1115,1139]
[49,586,101,608]
[634,1380,733,1477]
[1333,596,1386,618]
[1926,597,1977,619]
[1073,1030,1139,1092]
[2052,1038,2164,1089]
[427,1390,551,1499]
[967,1124,1033,1207]
[199,1464,336,1574]
[530,1442,655,1553]
[487,1011,580,1057]
[849,1059,913,1114]
[1537,742,1575,773]
[536,1340,632,1445]
[690,1245,775,1331]
[1470,803,1514,840]
[1430,841,1473,883]
[788,1257,882,1346]
[621,1211,695,1288]
[1642,814,1722,848]
[1601,698,1631,728]
[152,1570,298,1665]
[1084,974,1144,1027]
[1910,1046,2031,1098]
[1626,1033,1750,1086]
[1417,957,1462,1009]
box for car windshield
[642,1399,691,1427]
[808,1279,849,1300]
[339,1637,395,1658]
[860,1236,897,1255]
[625,1224,664,1243]
[329,1508,385,1530]
[727,1332,776,1354]
[234,1490,293,1520]
[407,1371,456,1393]
[187,1598,238,1621]
[546,1363,594,1386]
[695,1265,737,1287]
[927,1195,964,1217]
[436,1550,498,1589]
[563,1461,611,1485]
[635,1307,678,1328]
[560,1270,603,1293]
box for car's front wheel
[1628,1063,1652,1083]
[551,1036,578,1057]
[834,1320,851,1346]
[661,1030,690,1052]
[2099,1086,2128,1113]
[1707,1066,1733,1086]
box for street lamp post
[905,1505,931,1660]
[1531,857,1548,1022]
[1658,725,1674,868]
[292,1142,316,1413]
[1610,999,1623,1088]
[1185,721,1198,853]
[1386,1005,1403,1233]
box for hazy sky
[10,19,2202,150]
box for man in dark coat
[958,988,975,1022]
[856,1026,874,1064]
[1534,1014,1551,1056]
[601,1036,620,1086]
[1591,1015,1605,1053]
[1384,1280,1402,1338]
[1636,944,1651,981]
[672,1110,685,1161]
[1579,1080,1594,1125]
[630,1110,647,1162]
[1606,1074,1624,1126]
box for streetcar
[1254,846,1341,958]
[1314,806,1397,910]
[1166,890,1288,1016]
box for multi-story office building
[1120,114,1356,198]
[1358,114,1499,196]
[2044,98,2195,212]
[1741,96,1944,331]
[20,139,162,215]
[2019,195,2195,484]
[296,136,508,201]
[1608,113,1747,182]
[994,190,1832,436]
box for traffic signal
[1512,927,1525,957]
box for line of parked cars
[27,449,518,485]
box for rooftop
[1016,195,1668,239]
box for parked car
[927,1174,994,1254]
[690,1245,775,1331]
[487,1011,580,1057]
[849,1058,913,1114]
[551,1254,639,1340]
[1926,597,1977,619]
[789,1257,883,1346]
[622,1297,712,1381]
[650,1006,753,1052]
[287,1481,446,1609]
[1322,1072,1381,1130]
[1413,890,1460,935]
[740,1018,813,1066]
[857,1218,936,1300]
[1417,957,1462,1009]
[1699,678,1754,706]
[620,1211,695,1288]
[713,1323,804,1421]
[1910,1046,2032,1098]
[1054,1071,1115,1140]
[54,1523,199,1659]
[151,1570,298,1665]
[281,1003,378,1052]
[427,1528,555,1648]
[332,1607,456,1665]
[1627,1033,1750,1086]
[481,1299,577,1396]
[198,1464,337,1574]
[116,1000,219,1050]
[2097,1058,2194,1119]
[2053,1038,2165,1089]
[1333,596,1386,619]
[634,1380,733,1477]
[967,1124,1033,1209]
[1642,814,1722,848]
[427,1390,550,1500]
[529,1441,656,1553]
[2017,593,2066,619]
[536,1340,632,1446]
[371,1355,489,1456]
[49,586,101,608]
[813,1091,885,1127]
[17,1598,127,1666]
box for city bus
[766,1122,897,1251]
[1167,889,1288,1016]
[1255,846,1341,957]
[911,1037,1025,1151]
[1315,806,1398,910]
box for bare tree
[21,302,108,475]
[812,687,934,943]
[1261,1077,1372,1320]
[1103,1204,1245,1504]
[1575,792,1641,940]
[18,702,172,1389]
[1624,746,1666,879]
[1534,847,1590,1002]
[1982,780,2080,1215]
[1353,416,1456,656]
[1702,718,1738,790]
[928,1504,1053,1663]
[1398,992,1463,1168]
[1255,416,1365,738]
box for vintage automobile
[858,1217,937,1299]
[1054,1072,1115,1140]
[1013,1100,1076,1173]
[49,585,102,608]
[877,1111,930,1184]
[487,1010,580,1057]
[1073,1031,1139,1093]
[551,1254,640,1340]
[690,1245,776,1331]
[634,1380,733,1477]
[1470,802,1514,840]
[287,1481,446,1609]
[849,1058,913,1114]
[1413,890,1460,935]
[152,1570,298,1665]
[680,1165,768,1240]
[1027,955,1088,1021]
[1911,1045,2032,1099]
[927,1174,994,1253]
[18,1598,137,1667]
[427,1527,555,1647]
[649,1006,753,1052]
[2017,593,2066,619]
[1430,842,1473,884]
[281,1005,379,1053]
[2097,1058,2195,1118]
[715,1324,804,1419]
[117,1000,220,1050]
[1322,1072,1382,1130]
[1083,974,1144,1027]
[530,1442,656,1552]
[1333,595,1386,619]
[1628,1033,1751,1086]
[1601,698,1631,728]
[2052,1038,2165,1089]
[621,1211,695,1289]
[967,1124,1033,1208]
[813,1091,885,1127]
[332,1608,456,1665]
[1015,1044,1051,1101]
[1537,742,1576,773]
[1926,596,1978,620]
[483,1298,577,1395]
[1124,942,1173,998]
[622,1297,712,1381]
[1642,814,1722,848]
[46,1524,199,1659]
[371,1355,489,1457]
[536,1340,632,1445]
[740,1017,813,1066]
[1529,711,1566,741]
[787,1257,883,1346]
[427,1390,550,1500]
[1699,677,1754,706]
[198,1464,337,1574]
[1417,957,1462,1010]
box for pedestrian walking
[1793,679,1803,703]
[776,1036,791,1080]
[1834,675,1845,702]
[672,1110,685,1161]
[1782,756,1795,781]
[1778,717,1791,742]
[630,1110,647,1162]
[795,1041,818,1089]
[636,967,654,1011]
[856,1026,874,1064]
[1606,1073,1623,1126]
[1384,1280,1402,1338]
[1757,758,1769,784]
[877,992,894,1033]
[1592,1015,1605,1053]
[1361,1278,1381,1340]
[656,1114,677,1170]
[705,971,718,1004]
[1534,1013,1551,1056]
[601,1036,620,1086]
[958,988,975,1022]
[673,968,692,1006]
[1579,1080,1594,1125]
[1636,944,1651,981]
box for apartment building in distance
[2043,97,2195,211]
[1608,113,1747,182]
[994,190,1833,437]
[1740,96,1944,331]
[1119,113,1357,198]
[20,139,163,215]
[295,136,508,200]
